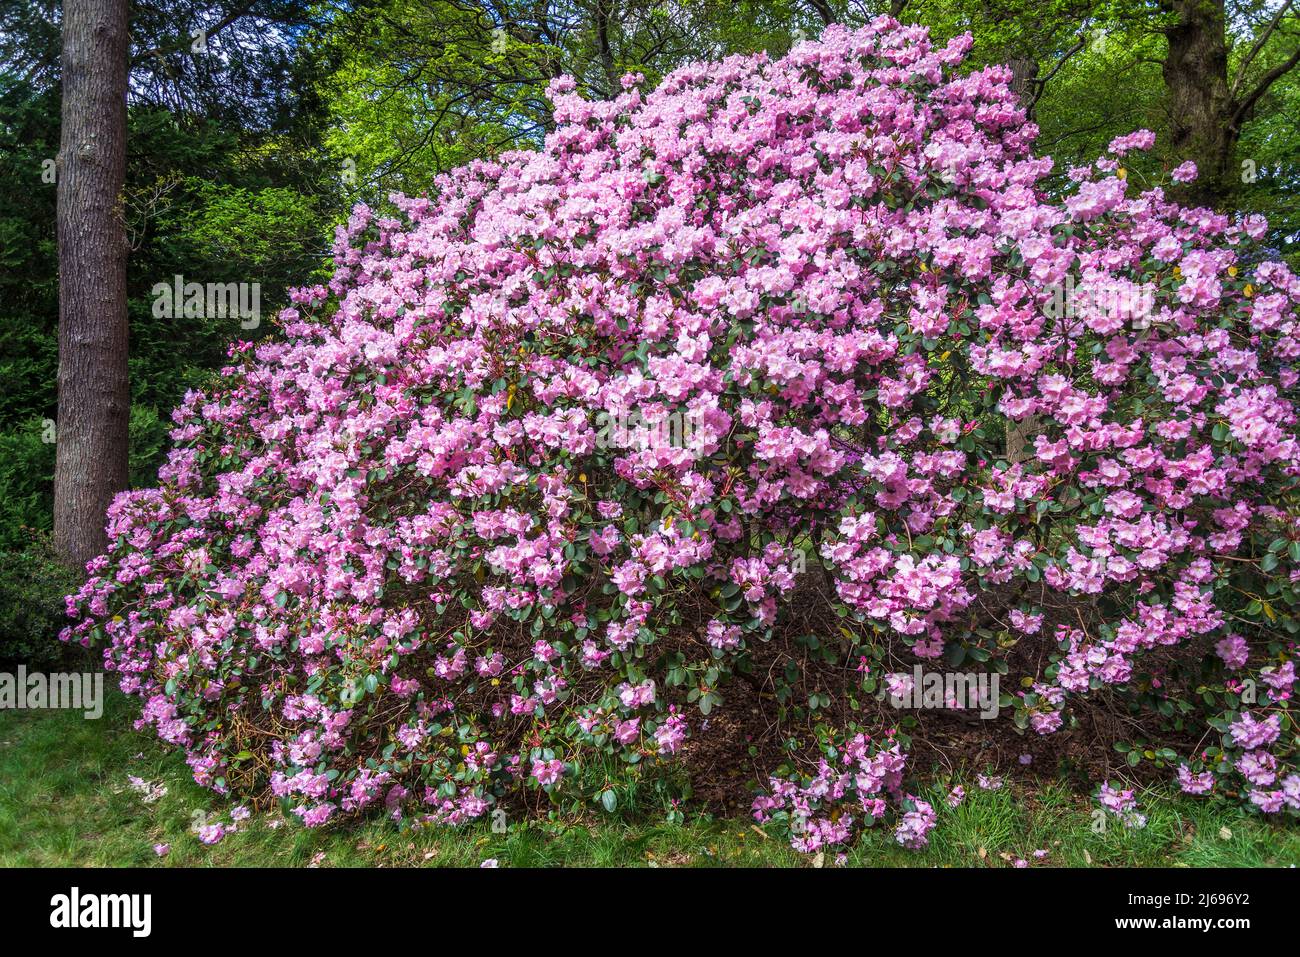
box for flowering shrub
[65,18,1300,851]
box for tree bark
[592,0,619,98]
[1006,57,1039,105]
[1161,0,1235,209]
[54,0,130,571]
[806,0,835,26]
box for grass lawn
[1,691,1297,868]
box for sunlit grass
[1,692,1296,868]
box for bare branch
[1231,0,1294,98]
[1232,38,1300,130]
[805,0,835,27]
[1025,33,1088,115]
[132,1,260,64]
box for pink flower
[1215,634,1249,670]
[531,758,566,788]
[613,718,640,745]
[894,798,937,849]
[1009,609,1043,634]
[1108,130,1156,156]
[1178,764,1215,795]
[654,710,688,754]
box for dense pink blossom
[63,17,1300,854]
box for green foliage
[0,533,83,670]
[0,80,59,435]
[0,85,340,553]
[1236,65,1300,255]
[0,419,56,549]
[314,0,826,200]
[128,404,171,489]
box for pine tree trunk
[54,0,130,571]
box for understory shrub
[0,418,56,551]
[1,533,83,669]
[65,18,1299,851]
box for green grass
[1,691,1297,867]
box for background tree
[896,0,1300,227]
[0,0,337,566]
[54,0,130,570]
[315,0,831,198]
[1160,0,1300,211]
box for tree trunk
[1006,57,1039,108]
[592,0,620,98]
[54,0,130,571]
[1162,0,1235,209]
